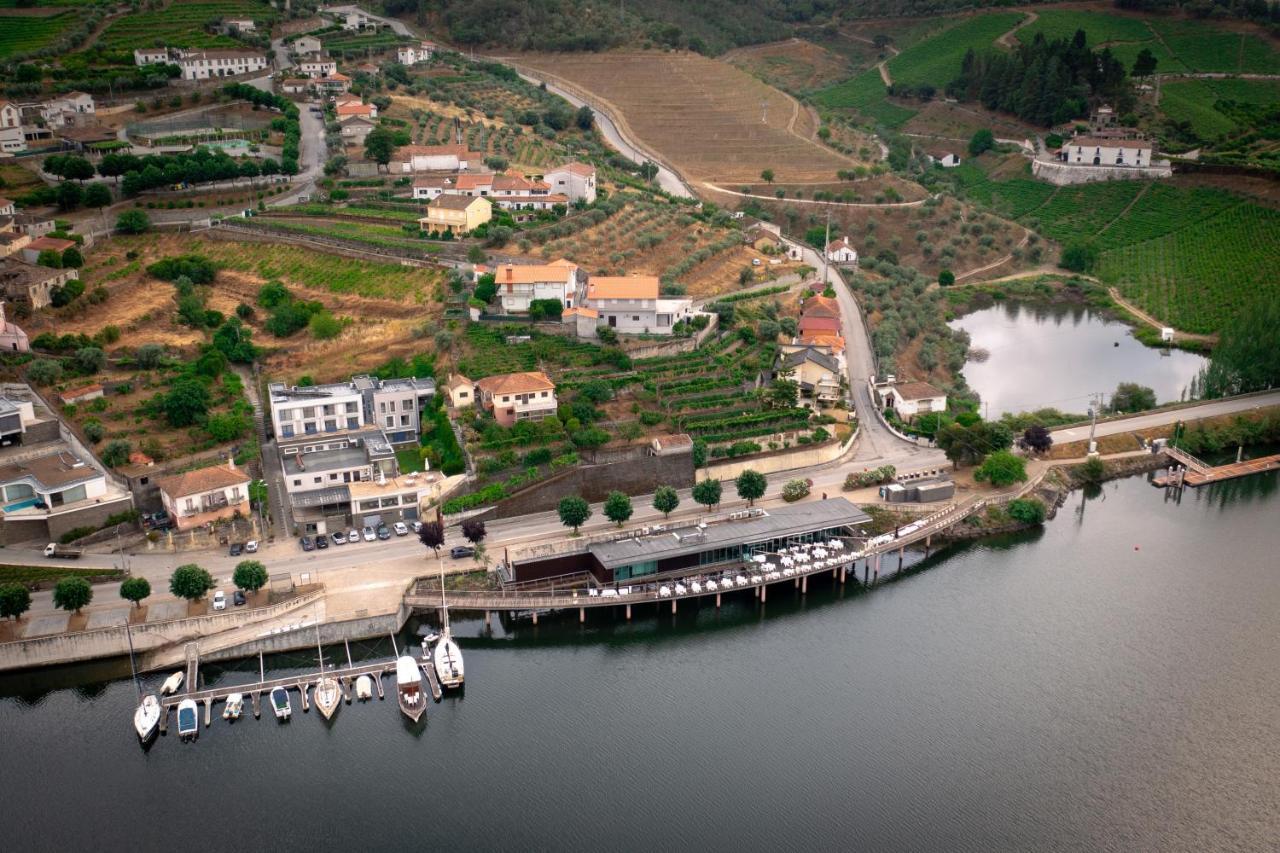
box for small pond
[949,301,1208,417]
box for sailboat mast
[314,623,325,672]
[125,620,142,699]
[439,558,450,633]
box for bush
[1007,498,1046,524]
[148,254,216,284]
[781,479,811,502]
[100,440,131,467]
[974,451,1027,487]
[26,359,64,386]
[115,210,150,234]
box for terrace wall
[1031,158,1172,185]
[480,451,695,520]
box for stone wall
[200,604,410,664]
[481,451,695,520]
[46,494,135,541]
[1031,158,1172,185]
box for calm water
[950,302,1208,417]
[2,473,1278,852]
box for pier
[1156,445,1280,488]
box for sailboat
[396,655,426,722]
[126,622,160,742]
[312,625,340,720]
[433,562,465,690]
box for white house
[473,372,558,427]
[133,47,171,66]
[578,275,695,336]
[335,100,375,120]
[281,78,311,95]
[411,175,453,200]
[827,236,858,265]
[0,100,24,153]
[544,162,597,204]
[492,259,579,314]
[397,41,435,65]
[155,460,251,532]
[298,57,338,79]
[227,18,256,33]
[178,50,268,80]
[270,383,365,440]
[876,379,947,420]
[937,153,961,168]
[293,36,323,56]
[393,144,483,173]
[339,115,376,145]
[1059,135,1153,168]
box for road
[1051,391,1280,445]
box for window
[281,424,294,438]
[324,420,337,432]
[305,423,318,435]
[293,479,301,487]
[303,407,315,418]
[185,498,195,511]
[329,473,338,481]
[401,415,411,426]
[347,417,359,430]
[313,477,322,484]
[385,416,394,427]
[230,488,242,501]
[540,391,548,398]
[379,402,386,413]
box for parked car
[347,529,360,543]
[244,540,258,553]
[315,535,329,550]
[393,522,409,537]
[212,590,226,611]
[411,521,422,533]
[233,590,246,606]
[362,526,376,542]
[300,535,314,552]
[376,525,391,540]
[331,530,346,545]
[450,545,474,559]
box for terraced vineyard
[1098,203,1280,334]
[948,163,1055,218]
[1029,182,1145,245]
[812,68,917,129]
[1160,78,1280,140]
[886,12,1024,89]
[0,11,77,59]
[96,0,272,52]
[1148,18,1280,75]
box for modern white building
[268,375,435,447]
[133,47,171,66]
[298,57,338,79]
[576,275,696,336]
[491,260,580,314]
[543,162,597,204]
[397,41,435,65]
[178,50,268,80]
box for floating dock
[1155,446,1280,488]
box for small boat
[396,655,426,722]
[433,629,465,690]
[222,693,244,721]
[355,675,373,701]
[160,671,184,695]
[134,694,160,741]
[313,676,340,720]
[270,686,291,720]
[176,699,199,741]
[421,631,440,645]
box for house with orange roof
[393,144,485,172]
[20,236,75,266]
[317,72,352,95]
[827,236,858,265]
[155,460,251,531]
[418,195,491,235]
[798,314,840,336]
[800,294,840,320]
[493,260,580,315]
[335,100,376,119]
[473,371,557,427]
[577,275,696,337]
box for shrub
[1007,498,1046,524]
[115,210,150,234]
[781,479,811,502]
[974,451,1027,487]
[26,359,63,386]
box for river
[2,472,1277,852]
[950,301,1208,417]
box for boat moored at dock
[270,686,292,720]
[396,655,426,722]
[222,694,244,721]
[314,676,340,720]
[176,699,199,741]
[355,675,373,701]
[134,695,160,742]
[160,672,184,695]
[433,630,464,690]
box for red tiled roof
[475,371,555,396]
[155,462,250,499]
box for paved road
[1051,391,1280,444]
[322,4,412,36]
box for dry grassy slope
[722,38,854,95]
[514,50,861,184]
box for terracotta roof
[155,462,250,499]
[1066,136,1151,149]
[445,374,472,392]
[339,115,376,127]
[548,161,595,177]
[335,102,373,116]
[59,383,102,402]
[548,258,575,268]
[799,332,845,353]
[321,72,351,82]
[652,433,692,447]
[452,173,494,191]
[492,174,548,192]
[491,193,568,205]
[800,294,840,319]
[564,306,598,318]
[128,451,154,466]
[798,315,840,333]
[887,381,945,401]
[475,371,555,396]
[0,197,13,208]
[412,175,453,188]
[428,194,489,211]
[828,236,857,253]
[281,78,310,86]
[587,275,659,301]
[496,262,576,285]
[27,236,75,253]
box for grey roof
[283,445,370,476]
[781,347,839,373]
[588,499,870,569]
[288,485,351,508]
[378,377,436,394]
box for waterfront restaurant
[509,498,872,585]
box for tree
[459,518,486,545]
[36,249,61,269]
[575,104,594,130]
[0,583,32,621]
[937,421,1014,467]
[968,128,995,157]
[557,495,591,534]
[363,127,398,166]
[735,470,767,506]
[467,245,487,264]
[767,378,799,410]
[603,490,633,527]
[781,478,811,502]
[974,450,1027,487]
[418,521,445,556]
[84,182,112,210]
[938,269,955,287]
[1007,497,1046,524]
[1109,382,1156,414]
[761,168,775,183]
[1023,424,1053,454]
[1196,292,1280,398]
[100,439,131,467]
[53,576,93,614]
[652,485,679,518]
[232,560,268,593]
[1079,455,1107,484]
[169,564,214,602]
[162,379,211,428]
[62,246,83,269]
[1060,241,1098,273]
[1132,47,1158,77]
[74,346,106,374]
[115,210,150,234]
[56,181,83,211]
[692,478,722,511]
[26,359,63,385]
[119,577,151,608]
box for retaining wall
[1031,158,1172,185]
[479,452,696,520]
[198,604,411,664]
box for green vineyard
[811,68,917,128]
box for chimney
[228,456,236,471]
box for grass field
[886,12,1024,88]
[812,68,918,128]
[1148,18,1280,74]
[96,0,271,52]
[515,51,857,183]
[1017,9,1155,45]
[1160,78,1280,140]
[0,11,76,59]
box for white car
[362,526,376,542]
[244,540,258,553]
[393,522,408,537]
[212,590,227,611]
[347,529,360,544]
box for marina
[1154,444,1280,488]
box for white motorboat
[396,655,426,722]
[314,676,340,720]
[270,686,291,720]
[355,674,373,701]
[176,699,199,741]
[160,671,184,695]
[222,693,244,721]
[433,562,464,690]
[134,694,160,741]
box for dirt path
[702,182,929,209]
[953,231,1031,283]
[1096,181,1151,237]
[996,10,1037,49]
[1107,287,1217,345]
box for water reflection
[950,301,1208,416]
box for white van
[212,590,227,611]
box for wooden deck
[1157,446,1280,487]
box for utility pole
[1087,391,1103,457]
[820,205,831,291]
